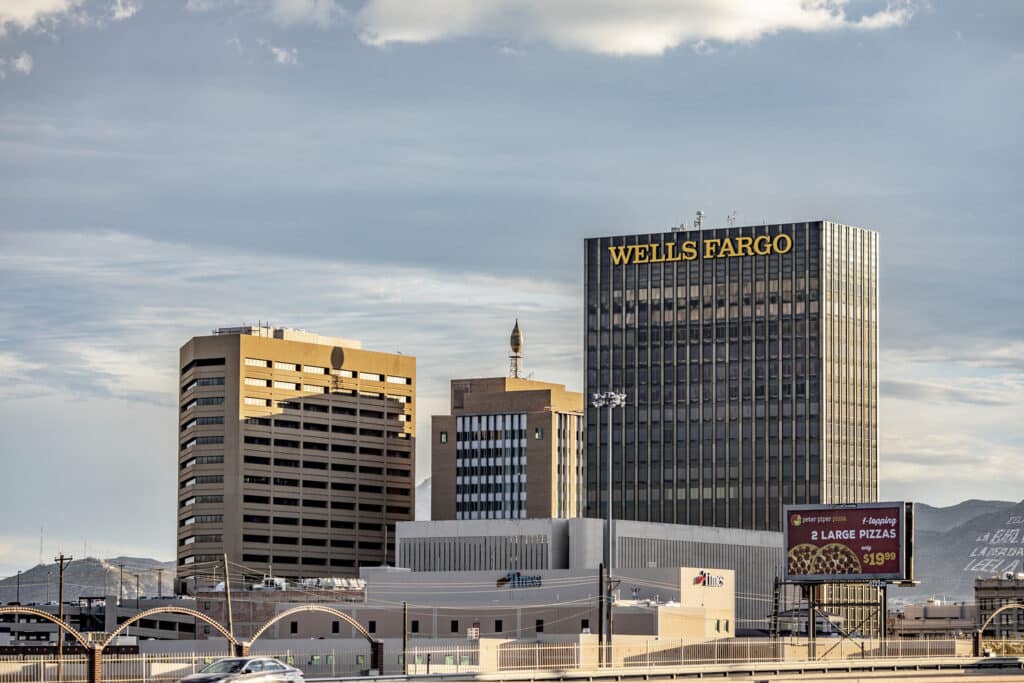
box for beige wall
[178,330,416,585]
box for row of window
[181,357,225,375]
[181,377,225,393]
[241,534,382,549]
[241,436,411,458]
[243,358,411,386]
[180,494,223,507]
[180,455,224,470]
[239,508,410,524]
[181,435,224,451]
[240,480,409,495]
[244,418,399,439]
[241,455,407,477]
[181,396,225,412]
[181,475,224,489]
[180,415,224,432]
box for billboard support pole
[806,584,816,660]
[879,582,888,654]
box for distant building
[894,600,977,639]
[431,321,585,521]
[976,574,1024,636]
[177,325,415,590]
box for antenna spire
[509,319,524,378]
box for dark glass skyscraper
[584,221,878,531]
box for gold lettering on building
[608,233,793,265]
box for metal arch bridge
[0,602,384,680]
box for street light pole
[590,391,625,667]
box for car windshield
[200,659,247,674]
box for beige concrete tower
[431,321,584,521]
[176,326,415,591]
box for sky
[0,0,1021,578]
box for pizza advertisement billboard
[784,502,912,582]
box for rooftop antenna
[694,210,704,230]
[509,320,524,379]
[727,211,737,227]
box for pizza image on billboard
[784,503,911,582]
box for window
[411,620,419,633]
[303,365,327,374]
[245,377,269,387]
[332,621,339,634]
[245,357,269,367]
[274,361,300,371]
[439,431,448,444]
[244,397,270,406]
[181,357,225,374]
[535,619,544,633]
[290,621,298,634]
[302,385,327,394]
[534,428,544,440]
[274,381,299,390]
[368,620,377,634]
[362,372,384,382]
[494,620,503,633]
[581,619,590,632]
[386,375,408,384]
[450,620,459,633]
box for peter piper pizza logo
[792,514,802,527]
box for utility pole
[591,390,626,668]
[55,553,73,683]
[402,601,408,675]
[223,554,234,640]
[46,569,51,603]
[119,564,124,604]
[15,571,20,603]
[157,568,164,598]
[135,574,141,609]
[597,563,605,667]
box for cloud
[269,45,298,64]
[0,228,579,456]
[11,51,33,74]
[881,378,1019,407]
[0,0,84,34]
[111,0,139,21]
[0,51,32,79]
[0,351,44,378]
[270,0,341,27]
[355,0,916,56]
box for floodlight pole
[591,391,625,667]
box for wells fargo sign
[608,234,792,265]
[784,502,913,583]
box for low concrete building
[193,565,735,642]
[894,600,977,639]
[397,517,782,632]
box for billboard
[784,502,913,582]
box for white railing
[405,645,480,675]
[0,638,988,682]
[0,655,89,683]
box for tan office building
[431,327,584,521]
[177,326,415,590]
